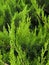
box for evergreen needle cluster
[0,0,49,65]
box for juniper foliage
[0,0,49,65]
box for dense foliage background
[0,0,49,65]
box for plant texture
[0,0,49,65]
